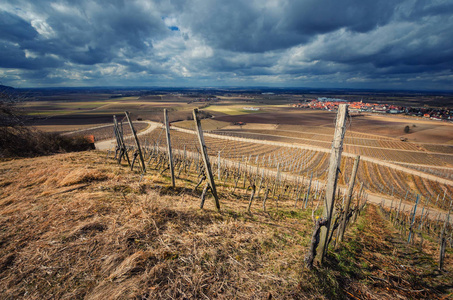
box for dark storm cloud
[1,0,169,68]
[0,41,61,69]
[0,0,453,89]
[0,11,38,42]
[286,0,396,34]
[176,0,399,53]
[296,10,453,75]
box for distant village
[293,97,453,122]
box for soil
[27,114,114,126]
[215,110,338,126]
[348,115,453,144]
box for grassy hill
[0,151,451,299]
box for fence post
[218,151,221,181]
[337,155,360,245]
[125,111,146,173]
[316,104,348,264]
[193,109,220,211]
[304,171,314,209]
[113,115,131,166]
[408,194,420,243]
[164,109,175,187]
[396,190,409,222]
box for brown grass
[0,152,309,299]
[0,151,451,299]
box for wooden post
[316,104,348,264]
[112,116,122,161]
[353,182,364,223]
[112,115,122,151]
[218,151,221,180]
[418,197,431,231]
[193,109,220,210]
[337,155,360,244]
[164,109,175,187]
[113,115,131,166]
[125,111,146,173]
[408,194,420,243]
[304,171,314,209]
[396,190,409,221]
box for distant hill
[0,85,17,101]
[0,84,15,92]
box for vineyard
[75,109,451,258]
[96,108,453,279]
[72,112,453,214]
[111,122,453,213]
[208,129,453,167]
[379,196,453,271]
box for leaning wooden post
[304,171,314,208]
[112,115,122,161]
[316,104,348,264]
[337,155,360,245]
[112,115,122,150]
[408,194,420,243]
[164,109,175,187]
[113,115,131,166]
[193,108,220,210]
[125,111,146,173]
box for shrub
[0,127,93,158]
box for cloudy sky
[1,0,453,90]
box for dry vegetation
[138,127,453,208]
[0,127,94,158]
[0,151,452,299]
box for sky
[1,0,453,90]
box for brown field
[20,95,207,132]
[215,109,339,127]
[16,92,453,206]
[214,110,453,145]
[347,115,453,144]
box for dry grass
[0,151,451,299]
[0,152,310,299]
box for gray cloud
[0,0,452,89]
[0,10,38,42]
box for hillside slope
[0,151,451,299]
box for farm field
[19,94,208,132]
[16,91,453,211]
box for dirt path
[95,121,161,151]
[60,123,112,136]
